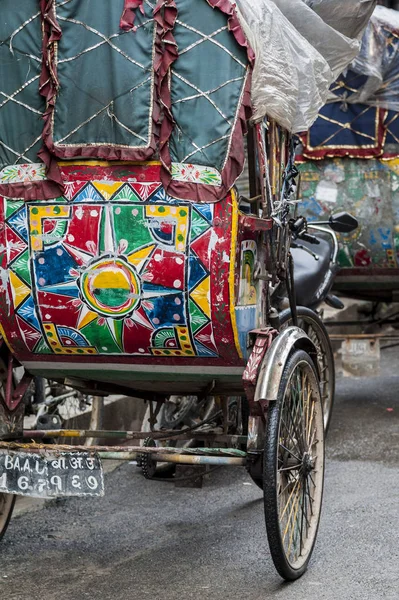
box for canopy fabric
[0,2,45,183]
[163,0,252,202]
[0,0,375,201]
[300,68,385,159]
[48,0,158,161]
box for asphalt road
[0,349,398,600]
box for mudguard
[254,326,318,402]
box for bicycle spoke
[279,442,302,463]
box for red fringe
[157,0,254,202]
[40,0,159,162]
[0,180,63,201]
[38,0,64,198]
[154,0,178,191]
[120,0,145,31]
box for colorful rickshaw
[0,0,374,580]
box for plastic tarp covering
[235,0,375,132]
[347,6,399,111]
[303,0,377,39]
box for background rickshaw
[299,4,399,302]
[0,0,374,581]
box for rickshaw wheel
[0,356,20,540]
[264,350,325,581]
[0,494,15,541]
[139,396,216,478]
[279,307,335,433]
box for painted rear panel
[0,165,245,373]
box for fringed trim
[153,0,178,190]
[159,0,254,202]
[120,0,145,31]
[38,0,64,198]
[0,181,63,201]
[40,1,159,162]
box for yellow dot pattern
[29,205,71,251]
[44,323,97,355]
[151,327,195,357]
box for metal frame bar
[98,452,246,466]
[16,429,248,445]
[0,441,248,467]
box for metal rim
[162,396,197,429]
[276,358,324,571]
[141,396,215,450]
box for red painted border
[300,108,386,160]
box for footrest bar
[99,452,246,466]
[0,441,247,459]
[16,429,247,445]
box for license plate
[0,451,104,498]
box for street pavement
[0,348,398,600]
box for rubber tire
[279,306,335,433]
[33,377,46,404]
[0,493,16,542]
[264,350,325,581]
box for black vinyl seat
[291,237,334,308]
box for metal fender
[254,326,318,403]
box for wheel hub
[301,452,315,476]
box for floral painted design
[0,163,46,184]
[1,163,223,188]
[171,163,222,186]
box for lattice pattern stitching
[51,0,156,153]
[169,0,250,172]
[0,2,45,171]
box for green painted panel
[107,205,153,254]
[11,251,32,287]
[80,320,123,354]
[190,207,211,242]
[5,200,24,220]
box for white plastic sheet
[303,0,377,39]
[235,0,376,132]
[347,6,399,111]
